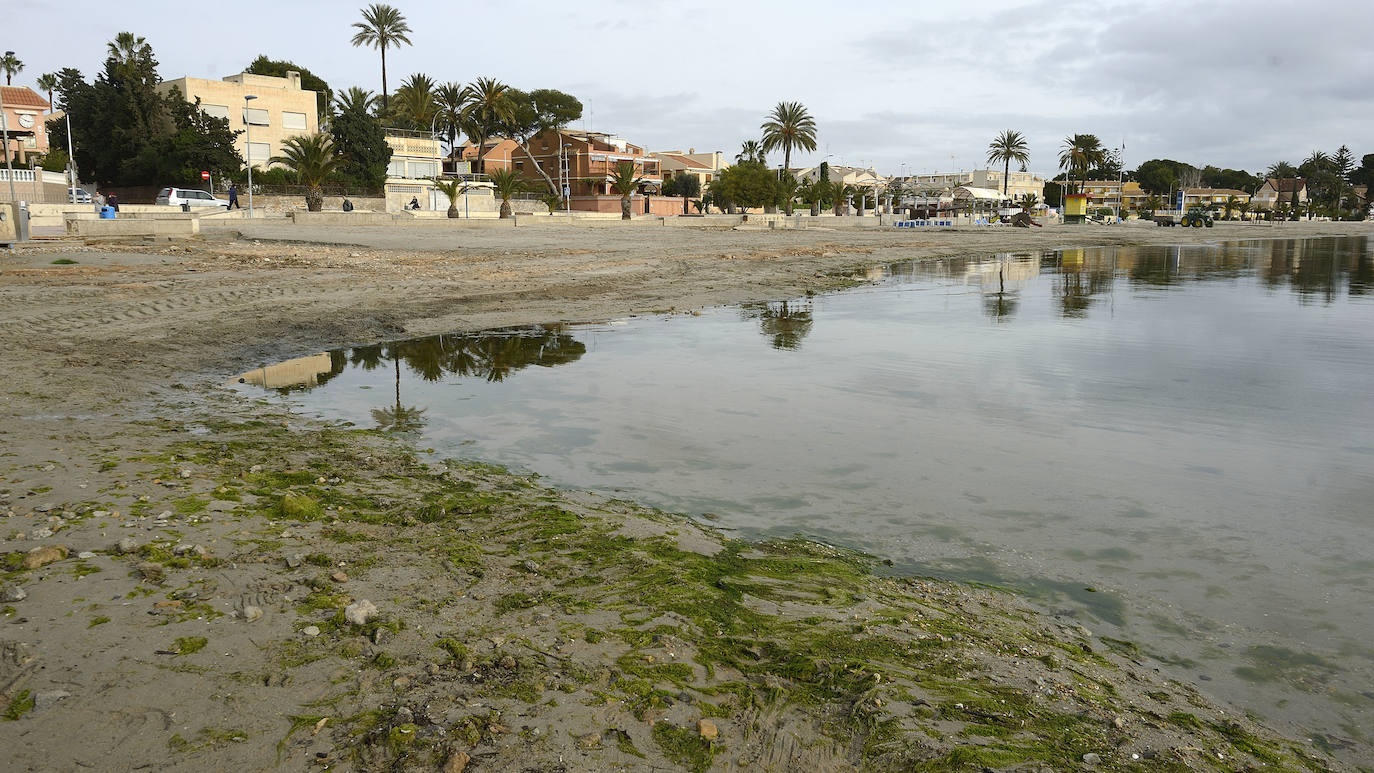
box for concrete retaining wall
[65,216,200,238]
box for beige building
[652,149,725,189]
[1252,178,1307,210]
[905,169,1045,201]
[157,72,319,169]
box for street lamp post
[65,111,77,203]
[1,51,16,206]
[244,94,257,218]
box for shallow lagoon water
[239,236,1374,754]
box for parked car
[156,187,230,209]
[69,188,92,204]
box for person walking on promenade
[228,183,240,210]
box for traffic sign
[201,171,210,180]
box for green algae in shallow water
[1234,644,1338,685]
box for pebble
[302,625,321,637]
[115,537,139,554]
[34,503,56,512]
[698,719,718,740]
[330,571,348,583]
[0,585,26,602]
[344,599,378,626]
[76,551,96,560]
[441,751,470,773]
[34,690,71,709]
[23,544,69,569]
[522,560,539,573]
[1082,752,1101,765]
[28,528,53,540]
[285,554,303,568]
[242,605,264,622]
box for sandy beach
[1,218,1368,771]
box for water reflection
[740,300,815,350]
[238,237,1374,764]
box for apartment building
[157,71,319,169]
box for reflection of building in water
[964,256,1040,289]
[236,353,335,389]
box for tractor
[1181,207,1214,228]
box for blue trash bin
[99,206,116,219]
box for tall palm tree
[459,77,514,174]
[1058,134,1106,195]
[736,140,764,164]
[760,101,818,215]
[105,32,149,65]
[609,161,640,220]
[35,73,57,110]
[986,130,1030,197]
[350,3,413,111]
[269,134,342,212]
[0,53,22,86]
[487,168,526,219]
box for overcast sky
[9,0,1372,178]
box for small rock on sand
[242,605,264,622]
[441,750,470,773]
[1,584,27,602]
[698,719,718,740]
[23,544,68,569]
[345,599,378,626]
[115,537,139,554]
[302,626,320,637]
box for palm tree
[432,82,466,163]
[350,3,413,111]
[432,177,465,218]
[0,52,22,86]
[1058,134,1106,195]
[35,72,57,110]
[1017,193,1040,211]
[1236,200,1251,221]
[487,168,526,218]
[609,161,640,220]
[333,86,378,119]
[391,73,436,129]
[459,77,514,174]
[1223,195,1239,220]
[986,130,1030,197]
[105,32,149,65]
[736,140,764,164]
[269,134,342,212]
[760,101,818,215]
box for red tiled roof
[0,86,50,110]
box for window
[282,111,307,131]
[407,161,438,178]
[202,104,230,120]
[243,107,269,126]
[388,160,406,178]
[247,142,270,162]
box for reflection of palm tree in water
[1057,266,1114,319]
[982,264,1019,323]
[742,300,814,350]
[371,346,427,432]
[345,328,587,430]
